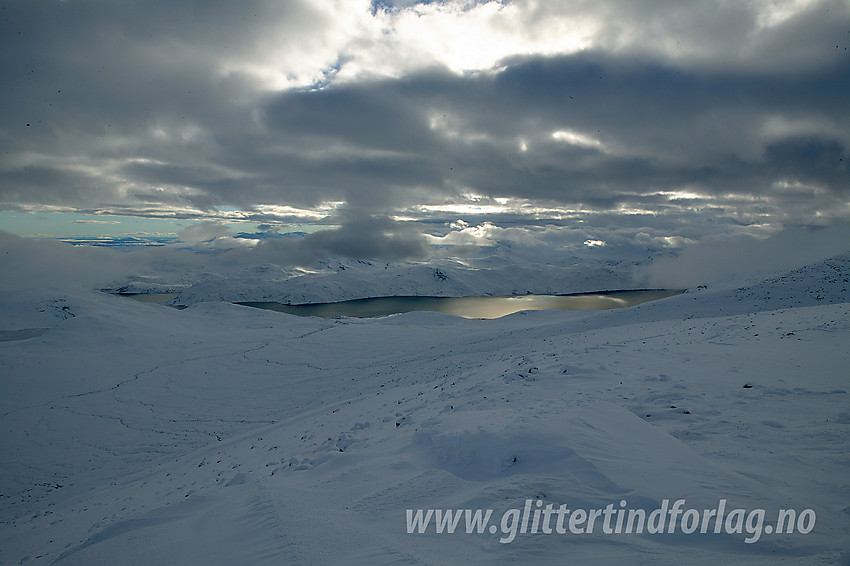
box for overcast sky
[1,0,848,264]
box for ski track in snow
[1,254,849,564]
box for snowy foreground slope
[1,256,849,565]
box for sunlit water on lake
[120,293,180,303]
[235,290,682,319]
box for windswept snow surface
[2,255,849,564]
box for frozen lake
[236,289,683,319]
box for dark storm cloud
[764,136,848,189]
[260,214,429,264]
[172,208,429,265]
[261,51,848,210]
[1,0,848,256]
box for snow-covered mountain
[107,256,638,306]
[1,254,848,564]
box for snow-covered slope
[1,254,848,564]
[106,257,637,306]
